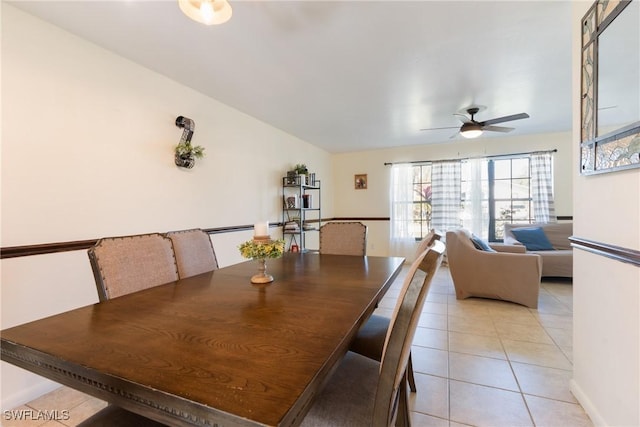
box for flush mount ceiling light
[178,0,232,25]
[459,122,483,139]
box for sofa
[503,222,573,278]
[446,229,542,308]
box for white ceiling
[10,1,573,153]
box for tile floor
[4,266,592,427]
[377,265,592,427]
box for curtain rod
[383,149,557,166]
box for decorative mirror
[581,0,640,174]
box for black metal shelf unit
[282,176,321,252]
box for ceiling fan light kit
[178,0,232,25]
[460,123,483,139]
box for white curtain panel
[531,152,557,223]
[464,158,489,238]
[389,164,417,260]
[431,160,462,231]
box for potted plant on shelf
[293,163,308,185]
[175,142,205,169]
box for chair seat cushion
[511,227,554,251]
[530,249,573,277]
[300,351,378,426]
[349,314,390,361]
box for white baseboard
[571,379,606,427]
[1,378,59,412]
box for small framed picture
[354,174,367,190]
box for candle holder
[238,237,285,284]
[251,258,273,284]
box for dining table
[1,252,405,427]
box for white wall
[570,2,640,426]
[331,132,573,255]
[0,5,332,409]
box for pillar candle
[254,222,269,236]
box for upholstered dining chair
[301,240,445,426]
[349,229,442,393]
[88,233,179,301]
[319,221,367,256]
[166,228,218,278]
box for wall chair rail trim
[570,236,640,267]
[0,225,257,259]
[0,219,331,259]
[2,217,575,259]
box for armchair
[446,229,542,308]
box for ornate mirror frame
[581,0,640,174]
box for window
[461,158,533,241]
[406,155,538,241]
[411,164,432,239]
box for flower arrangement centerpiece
[239,222,285,284]
[238,238,285,260]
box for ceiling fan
[421,106,530,139]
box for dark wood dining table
[1,252,404,427]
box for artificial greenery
[238,239,285,260]
[293,163,308,174]
[175,142,206,159]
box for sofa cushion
[505,222,572,250]
[511,227,554,251]
[470,234,496,252]
[529,249,573,277]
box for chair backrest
[413,229,442,260]
[319,222,367,256]
[88,233,179,301]
[374,240,445,426]
[166,228,218,278]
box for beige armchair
[446,229,542,308]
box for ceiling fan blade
[481,125,514,133]
[420,126,459,131]
[449,132,459,139]
[480,113,529,126]
[453,113,469,123]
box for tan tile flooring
[4,266,592,427]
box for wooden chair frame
[373,241,445,426]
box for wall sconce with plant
[175,116,205,169]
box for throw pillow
[511,227,554,251]
[470,234,496,252]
